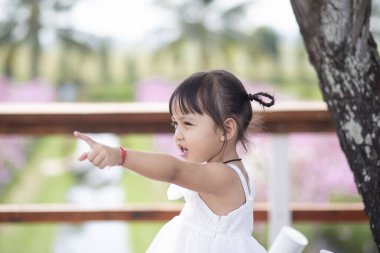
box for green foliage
[275,78,322,100]
[295,223,377,253]
[251,27,280,61]
[81,83,135,102]
[319,224,376,253]
[152,0,254,69]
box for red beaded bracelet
[119,146,127,165]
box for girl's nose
[174,127,184,140]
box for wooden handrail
[0,102,334,134]
[0,203,367,223]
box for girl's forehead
[171,109,198,120]
[170,94,205,113]
[171,101,201,116]
[171,103,208,121]
[170,102,182,116]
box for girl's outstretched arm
[74,131,180,182]
[73,131,234,195]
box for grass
[122,166,170,252]
[0,224,58,253]
[122,134,174,252]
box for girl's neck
[206,140,239,163]
[217,148,240,164]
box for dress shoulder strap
[226,164,254,200]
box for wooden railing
[0,203,366,223]
[0,102,367,224]
[0,102,334,134]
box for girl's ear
[223,118,237,141]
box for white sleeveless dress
[146,164,267,253]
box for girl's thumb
[78,152,88,161]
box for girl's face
[171,106,224,163]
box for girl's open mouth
[179,146,188,158]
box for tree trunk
[290,0,380,250]
[28,0,41,78]
[3,43,18,78]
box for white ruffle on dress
[146,164,267,253]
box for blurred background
[0,0,379,252]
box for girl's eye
[171,121,178,128]
[184,121,192,126]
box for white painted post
[269,135,291,245]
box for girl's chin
[179,152,208,163]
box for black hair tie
[248,92,275,107]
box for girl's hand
[73,131,121,169]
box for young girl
[74,70,274,253]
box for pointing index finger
[74,131,96,147]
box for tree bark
[290,0,380,250]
